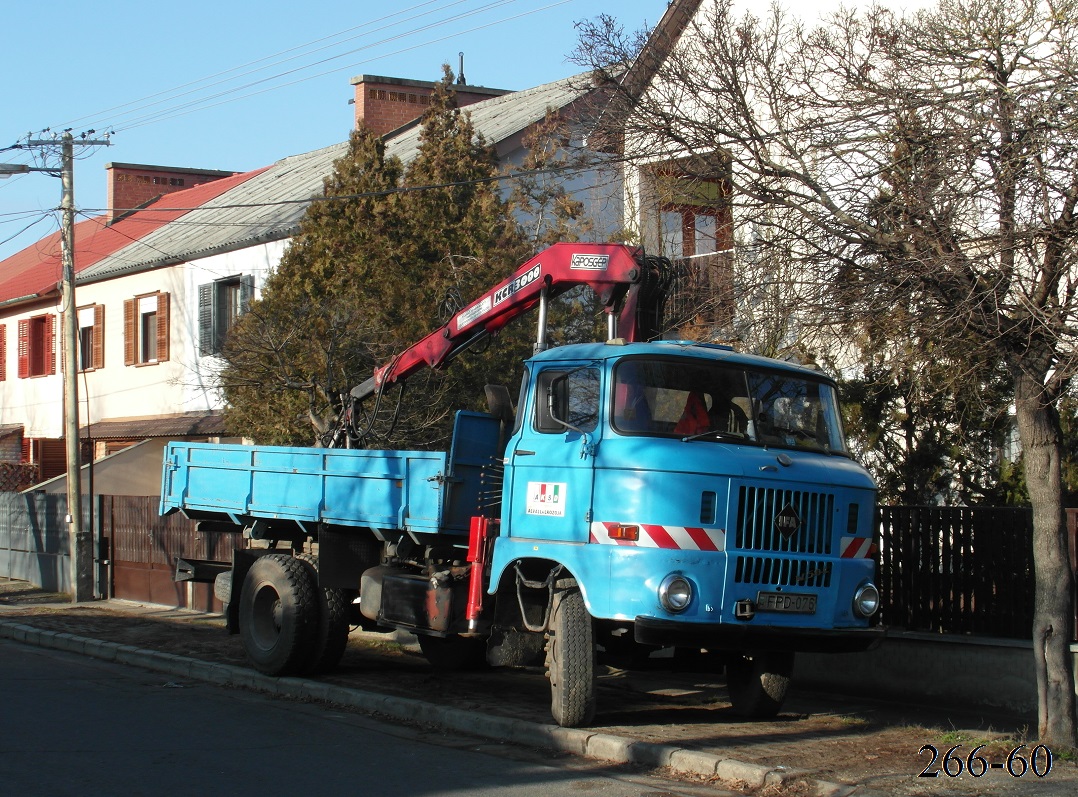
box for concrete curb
[0,619,877,796]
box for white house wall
[178,239,284,408]
[0,239,282,439]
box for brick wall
[106,163,236,223]
[351,75,509,137]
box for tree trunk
[1012,367,1078,747]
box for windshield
[611,357,848,455]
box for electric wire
[54,0,467,132]
[113,0,571,133]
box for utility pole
[25,132,109,602]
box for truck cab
[489,340,881,718]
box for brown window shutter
[92,305,104,369]
[17,318,29,378]
[0,324,5,381]
[123,299,136,366]
[156,292,170,362]
[45,314,56,375]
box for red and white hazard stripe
[589,521,726,551]
[840,536,874,558]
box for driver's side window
[534,368,600,433]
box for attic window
[124,292,169,366]
[653,161,732,259]
[199,275,254,357]
[17,314,55,378]
[77,305,104,371]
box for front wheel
[238,553,318,676]
[546,579,596,727]
[726,651,794,717]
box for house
[0,71,612,492]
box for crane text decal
[570,253,609,271]
[455,264,541,332]
[493,264,542,307]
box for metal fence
[0,492,91,593]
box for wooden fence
[875,505,1063,640]
[101,495,242,611]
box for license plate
[756,591,817,614]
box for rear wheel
[726,651,794,717]
[546,579,596,727]
[295,554,352,675]
[238,553,318,676]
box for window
[535,368,600,434]
[199,275,254,356]
[124,292,169,365]
[17,314,56,378]
[77,305,104,371]
[653,163,732,259]
[611,356,848,455]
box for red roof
[0,167,265,306]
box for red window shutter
[156,292,170,362]
[17,318,29,378]
[44,314,56,375]
[123,299,136,366]
[92,305,104,369]
[0,324,6,381]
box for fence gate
[101,496,241,610]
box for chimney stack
[105,163,236,224]
[350,75,510,137]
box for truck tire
[238,553,318,676]
[417,634,487,671]
[546,579,596,727]
[295,554,352,675]
[726,651,794,717]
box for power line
[63,0,499,135]
[54,0,461,131]
[112,0,569,134]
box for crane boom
[350,242,668,402]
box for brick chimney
[350,75,510,137]
[105,163,236,224]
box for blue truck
[162,243,882,727]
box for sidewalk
[1,579,1074,796]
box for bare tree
[578,0,1078,745]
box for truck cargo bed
[160,412,501,537]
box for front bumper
[634,616,885,653]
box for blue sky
[0,0,665,261]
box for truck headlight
[658,574,693,613]
[853,583,880,618]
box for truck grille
[733,555,833,588]
[734,486,834,554]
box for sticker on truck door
[526,482,566,516]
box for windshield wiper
[681,429,747,443]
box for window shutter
[198,282,215,356]
[240,275,255,312]
[45,314,56,375]
[17,319,29,378]
[156,292,170,362]
[92,305,104,369]
[0,324,5,381]
[123,298,136,366]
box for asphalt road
[0,638,725,797]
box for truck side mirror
[547,374,579,433]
